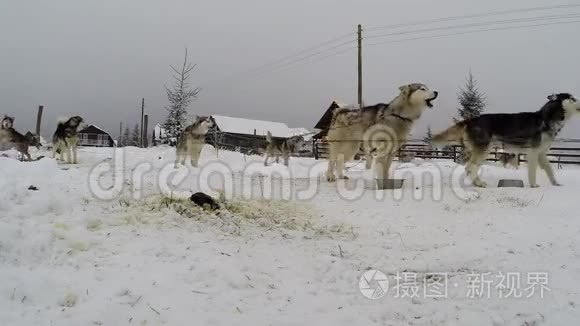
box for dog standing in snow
[433,93,580,187]
[263,131,304,166]
[175,116,216,168]
[52,116,85,164]
[0,115,41,161]
[0,115,15,144]
[326,83,438,181]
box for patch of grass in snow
[59,292,78,307]
[496,196,533,208]
[86,218,102,231]
[115,195,357,239]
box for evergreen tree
[131,124,140,147]
[457,70,486,121]
[122,126,130,147]
[423,125,433,143]
[455,71,486,163]
[163,48,200,140]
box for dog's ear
[548,94,558,101]
[399,84,411,95]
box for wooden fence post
[35,105,43,136]
[143,115,149,148]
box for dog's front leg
[66,146,73,164]
[527,150,539,187]
[326,153,337,182]
[190,143,200,167]
[539,152,560,186]
[364,153,373,170]
[336,154,349,179]
[72,145,78,164]
[264,153,270,166]
[374,156,391,180]
[283,154,289,166]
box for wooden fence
[313,140,580,166]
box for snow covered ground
[1,145,580,325]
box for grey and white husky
[326,83,438,181]
[433,93,580,187]
[263,131,304,166]
[0,115,41,161]
[0,115,15,144]
[0,130,41,161]
[52,116,85,164]
[175,116,215,167]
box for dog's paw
[551,181,562,186]
[530,184,540,188]
[339,175,349,180]
[326,174,337,182]
[473,180,487,188]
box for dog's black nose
[433,91,439,97]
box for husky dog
[263,131,304,166]
[0,115,15,144]
[175,116,216,168]
[1,115,14,129]
[0,129,41,161]
[498,152,519,169]
[432,93,580,187]
[326,83,438,181]
[52,116,85,164]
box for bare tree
[163,48,201,141]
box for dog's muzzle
[426,91,438,108]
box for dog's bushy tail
[266,131,272,143]
[432,121,466,145]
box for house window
[97,134,107,146]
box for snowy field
[1,145,580,325]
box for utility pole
[119,122,123,147]
[357,24,363,108]
[143,115,149,148]
[36,105,44,136]
[140,98,145,148]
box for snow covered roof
[79,125,112,136]
[289,127,313,140]
[211,115,295,138]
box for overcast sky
[2,0,580,139]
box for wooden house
[78,125,115,147]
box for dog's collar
[390,113,414,122]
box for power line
[250,45,357,78]
[203,4,580,87]
[201,32,355,88]
[365,13,580,40]
[251,18,580,77]
[366,19,580,47]
[366,3,580,31]
[247,16,580,77]
[243,32,355,74]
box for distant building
[152,123,167,146]
[209,115,311,155]
[78,125,115,147]
[312,100,357,140]
[312,100,359,159]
